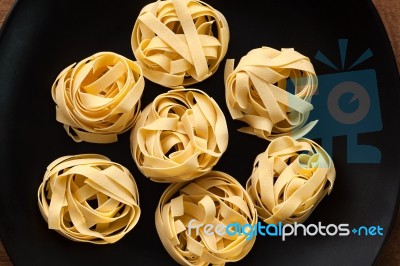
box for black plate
[1,0,399,265]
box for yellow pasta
[246,136,335,224]
[52,52,144,143]
[131,88,228,183]
[131,0,229,88]
[37,154,141,244]
[156,171,257,266]
[225,46,318,140]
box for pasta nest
[131,0,229,88]
[131,89,228,182]
[225,47,318,140]
[156,171,257,265]
[246,136,336,224]
[37,154,141,244]
[52,52,144,143]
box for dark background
[1,0,400,265]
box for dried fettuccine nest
[131,0,229,88]
[225,47,318,140]
[131,89,228,183]
[246,136,335,224]
[52,52,144,143]
[37,154,141,244]
[156,171,257,265]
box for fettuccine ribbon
[52,52,144,143]
[246,136,335,224]
[225,47,318,140]
[131,0,229,88]
[156,171,257,265]
[131,88,228,183]
[37,154,141,244]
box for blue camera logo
[306,39,382,163]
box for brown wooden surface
[0,0,15,263]
[0,0,399,265]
